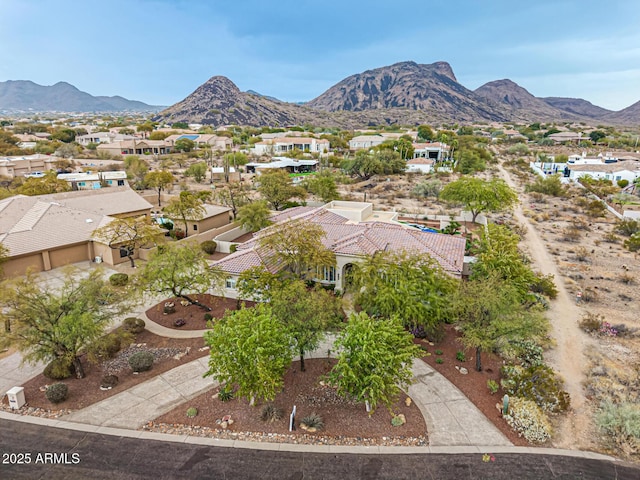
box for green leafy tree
[163,191,207,237]
[257,169,307,210]
[144,170,174,207]
[341,149,405,180]
[172,122,189,129]
[303,171,339,203]
[0,243,8,276]
[472,223,537,298]
[350,250,457,333]
[50,128,77,143]
[204,304,293,405]
[439,176,518,223]
[0,268,133,378]
[174,138,195,152]
[417,125,435,142]
[137,241,224,310]
[16,172,71,195]
[185,162,208,183]
[213,182,250,220]
[453,276,549,371]
[241,273,342,371]
[378,136,415,159]
[329,312,422,414]
[136,122,154,137]
[589,130,607,143]
[55,143,80,159]
[123,155,150,189]
[237,200,272,232]
[92,216,164,268]
[258,219,335,280]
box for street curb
[0,410,620,461]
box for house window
[225,278,237,289]
[318,266,336,283]
[117,180,125,186]
[193,224,198,231]
[78,182,85,187]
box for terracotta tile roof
[214,205,466,277]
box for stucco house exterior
[213,201,466,299]
[0,186,154,277]
[251,137,330,156]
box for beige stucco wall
[49,243,91,269]
[2,253,45,277]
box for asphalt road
[1,420,639,479]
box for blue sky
[1,0,639,110]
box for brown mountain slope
[541,97,613,119]
[603,100,640,124]
[474,79,582,122]
[306,61,507,122]
[155,76,339,127]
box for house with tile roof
[251,137,329,156]
[0,186,154,277]
[212,201,466,298]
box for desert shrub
[487,379,499,394]
[300,413,324,431]
[43,358,74,380]
[617,179,630,188]
[109,273,129,287]
[186,407,198,418]
[574,246,591,262]
[173,318,186,327]
[100,375,119,389]
[619,273,635,285]
[410,325,428,339]
[200,240,217,254]
[128,351,154,372]
[596,401,640,453]
[170,229,186,240]
[579,313,604,333]
[163,302,176,314]
[218,385,234,402]
[614,219,640,237]
[504,396,552,444]
[391,415,405,427]
[45,383,69,404]
[530,273,558,299]
[502,339,545,368]
[229,244,238,253]
[260,403,284,423]
[507,144,529,156]
[501,364,570,413]
[581,287,598,303]
[603,231,620,243]
[583,199,606,217]
[562,226,582,242]
[435,358,444,364]
[412,179,442,198]
[525,175,565,197]
[123,317,145,334]
[204,313,214,322]
[456,351,466,362]
[98,333,122,359]
[624,233,640,252]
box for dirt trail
[497,165,592,449]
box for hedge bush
[128,351,154,372]
[99,333,122,359]
[504,396,552,444]
[123,317,145,334]
[100,375,119,389]
[109,273,129,287]
[45,383,69,404]
[43,358,74,380]
[200,240,217,254]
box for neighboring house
[211,167,240,182]
[213,201,466,298]
[164,134,232,150]
[76,132,136,146]
[14,134,47,149]
[547,132,584,143]
[0,187,154,277]
[406,158,435,174]
[164,204,232,237]
[412,142,449,162]
[0,154,57,179]
[57,171,128,190]
[245,158,317,174]
[251,137,330,156]
[566,160,640,184]
[348,135,386,150]
[96,140,173,156]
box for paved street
[1,419,638,480]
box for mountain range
[156,61,640,127]
[0,80,162,113]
